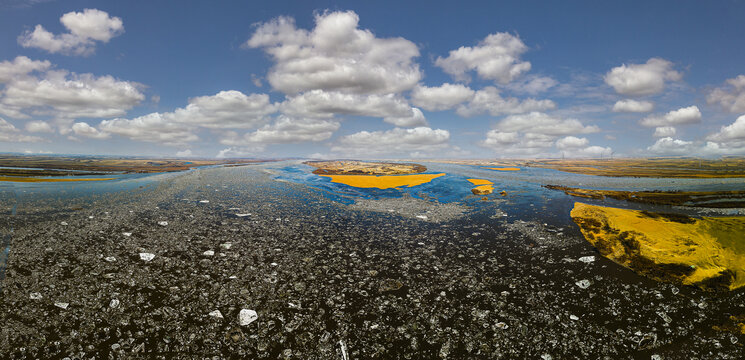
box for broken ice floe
[54,302,69,310]
[239,309,258,326]
[576,279,591,289]
[139,253,155,262]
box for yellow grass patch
[467,178,493,185]
[571,202,745,291]
[320,173,445,189]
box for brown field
[521,157,745,178]
[0,155,274,176]
[426,157,745,178]
[0,176,116,183]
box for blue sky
[1,0,745,158]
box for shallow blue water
[275,162,745,201]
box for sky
[1,0,745,159]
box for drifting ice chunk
[209,310,223,319]
[54,302,69,310]
[139,253,155,262]
[239,309,258,326]
[157,221,168,226]
[578,256,595,263]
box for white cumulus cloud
[280,90,414,119]
[496,112,600,136]
[18,9,124,56]
[435,32,531,84]
[383,108,427,127]
[640,106,701,127]
[612,99,654,113]
[332,127,450,157]
[555,136,589,149]
[246,10,421,95]
[25,120,54,133]
[482,112,602,157]
[0,56,144,120]
[168,90,277,129]
[71,121,109,139]
[455,87,555,117]
[99,113,198,146]
[221,116,340,146]
[504,75,557,95]
[707,75,745,113]
[647,137,695,155]
[0,118,44,142]
[410,83,475,111]
[653,126,676,137]
[604,58,681,96]
[707,115,745,143]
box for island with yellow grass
[306,160,426,175]
[321,173,445,189]
[467,178,494,195]
[571,202,745,291]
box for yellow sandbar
[467,178,493,185]
[0,176,115,183]
[571,202,745,290]
[486,167,520,171]
[320,173,445,189]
